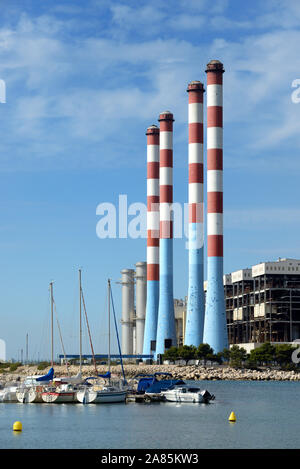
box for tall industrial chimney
[156,111,177,357]
[135,261,147,355]
[203,60,228,353]
[143,125,160,356]
[121,268,135,355]
[185,81,205,346]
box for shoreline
[1,364,300,384]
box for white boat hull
[42,391,76,403]
[16,387,44,403]
[94,390,126,403]
[77,388,126,404]
[162,387,215,404]
[163,392,205,403]
[0,388,18,402]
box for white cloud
[0,3,300,172]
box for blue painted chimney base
[143,280,159,356]
[203,256,228,353]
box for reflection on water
[0,380,299,449]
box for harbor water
[0,380,299,449]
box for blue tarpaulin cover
[36,367,54,382]
[136,374,185,393]
[98,371,111,379]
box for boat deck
[126,393,165,403]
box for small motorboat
[134,372,185,395]
[161,385,215,403]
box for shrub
[0,362,10,369]
[37,362,51,371]
[9,362,22,372]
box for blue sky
[0,0,300,360]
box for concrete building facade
[225,258,300,348]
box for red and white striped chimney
[203,59,228,353]
[156,111,177,357]
[143,125,160,356]
[185,81,205,346]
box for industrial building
[121,257,300,356]
[223,258,300,352]
[120,263,186,355]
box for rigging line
[81,287,98,375]
[53,298,70,376]
[110,285,127,384]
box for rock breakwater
[1,363,299,384]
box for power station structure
[135,262,147,355]
[120,268,135,355]
[122,60,278,358]
[142,125,160,356]
[120,256,300,357]
[139,59,229,357]
[205,258,300,352]
[185,81,205,347]
[203,60,228,353]
[156,111,177,357]
[120,263,185,355]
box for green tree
[275,344,294,367]
[177,345,197,365]
[196,343,214,365]
[229,345,248,368]
[214,352,224,364]
[222,348,231,363]
[249,342,276,366]
[163,346,178,363]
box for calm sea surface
[0,380,299,449]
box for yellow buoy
[13,421,22,432]
[228,411,236,422]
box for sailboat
[16,283,57,404]
[76,279,127,404]
[16,367,55,403]
[42,279,80,403]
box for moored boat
[42,383,77,403]
[76,383,126,404]
[161,385,215,403]
[77,279,127,405]
[0,383,18,402]
[16,385,45,403]
[16,367,55,403]
[134,372,185,395]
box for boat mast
[50,281,54,368]
[108,279,111,380]
[26,333,28,364]
[79,269,82,373]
